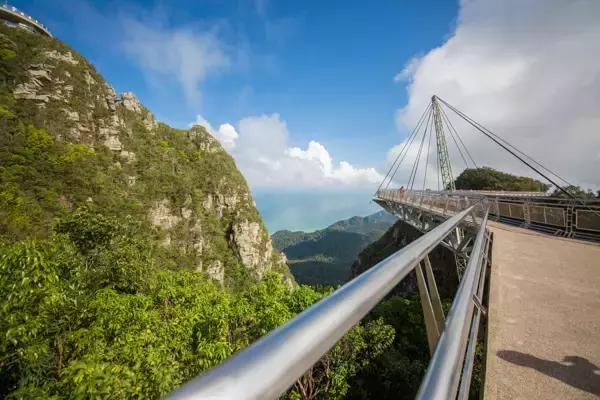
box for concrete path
[484,223,600,399]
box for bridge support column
[423,256,445,329]
[416,256,445,354]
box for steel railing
[166,205,486,400]
[375,189,600,241]
[416,211,490,400]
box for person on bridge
[399,186,406,194]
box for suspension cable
[422,112,435,191]
[440,105,478,168]
[377,103,432,192]
[442,101,573,188]
[440,108,470,168]
[437,97,575,199]
[385,105,433,190]
[408,111,431,190]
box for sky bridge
[374,188,600,399]
[0,3,52,37]
[164,97,600,399]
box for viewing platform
[485,223,600,399]
[0,4,51,37]
[374,189,600,242]
[374,189,600,398]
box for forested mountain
[0,26,396,398]
[272,211,397,284]
[0,24,289,285]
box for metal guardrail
[375,189,600,241]
[416,211,490,400]
[166,205,486,400]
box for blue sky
[11,0,600,231]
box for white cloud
[193,114,384,189]
[393,56,422,83]
[121,18,229,104]
[286,141,333,176]
[216,123,239,150]
[395,0,600,189]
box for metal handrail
[416,210,490,400]
[166,206,476,400]
[375,189,600,241]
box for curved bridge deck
[485,223,600,399]
[374,190,600,398]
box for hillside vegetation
[272,211,397,284]
[0,25,289,285]
[454,167,549,192]
[0,26,398,398]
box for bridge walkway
[484,223,600,399]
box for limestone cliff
[0,26,290,285]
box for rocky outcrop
[231,221,273,278]
[2,25,290,286]
[118,91,157,131]
[13,63,52,102]
[43,50,78,65]
[206,260,225,284]
[150,199,181,231]
[202,191,243,218]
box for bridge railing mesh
[374,189,600,241]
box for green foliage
[0,104,14,117]
[346,296,440,400]
[454,167,549,192]
[290,318,395,400]
[0,212,394,398]
[0,120,122,240]
[0,48,16,60]
[550,185,596,199]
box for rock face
[231,221,274,276]
[0,25,290,285]
[351,219,458,298]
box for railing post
[523,200,532,226]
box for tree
[0,211,396,399]
[550,185,595,199]
[291,319,394,400]
[454,167,549,192]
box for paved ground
[484,223,600,399]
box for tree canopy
[454,167,549,192]
[550,185,598,199]
[0,209,395,399]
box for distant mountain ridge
[272,210,397,284]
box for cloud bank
[122,18,229,104]
[193,113,383,189]
[396,0,600,189]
